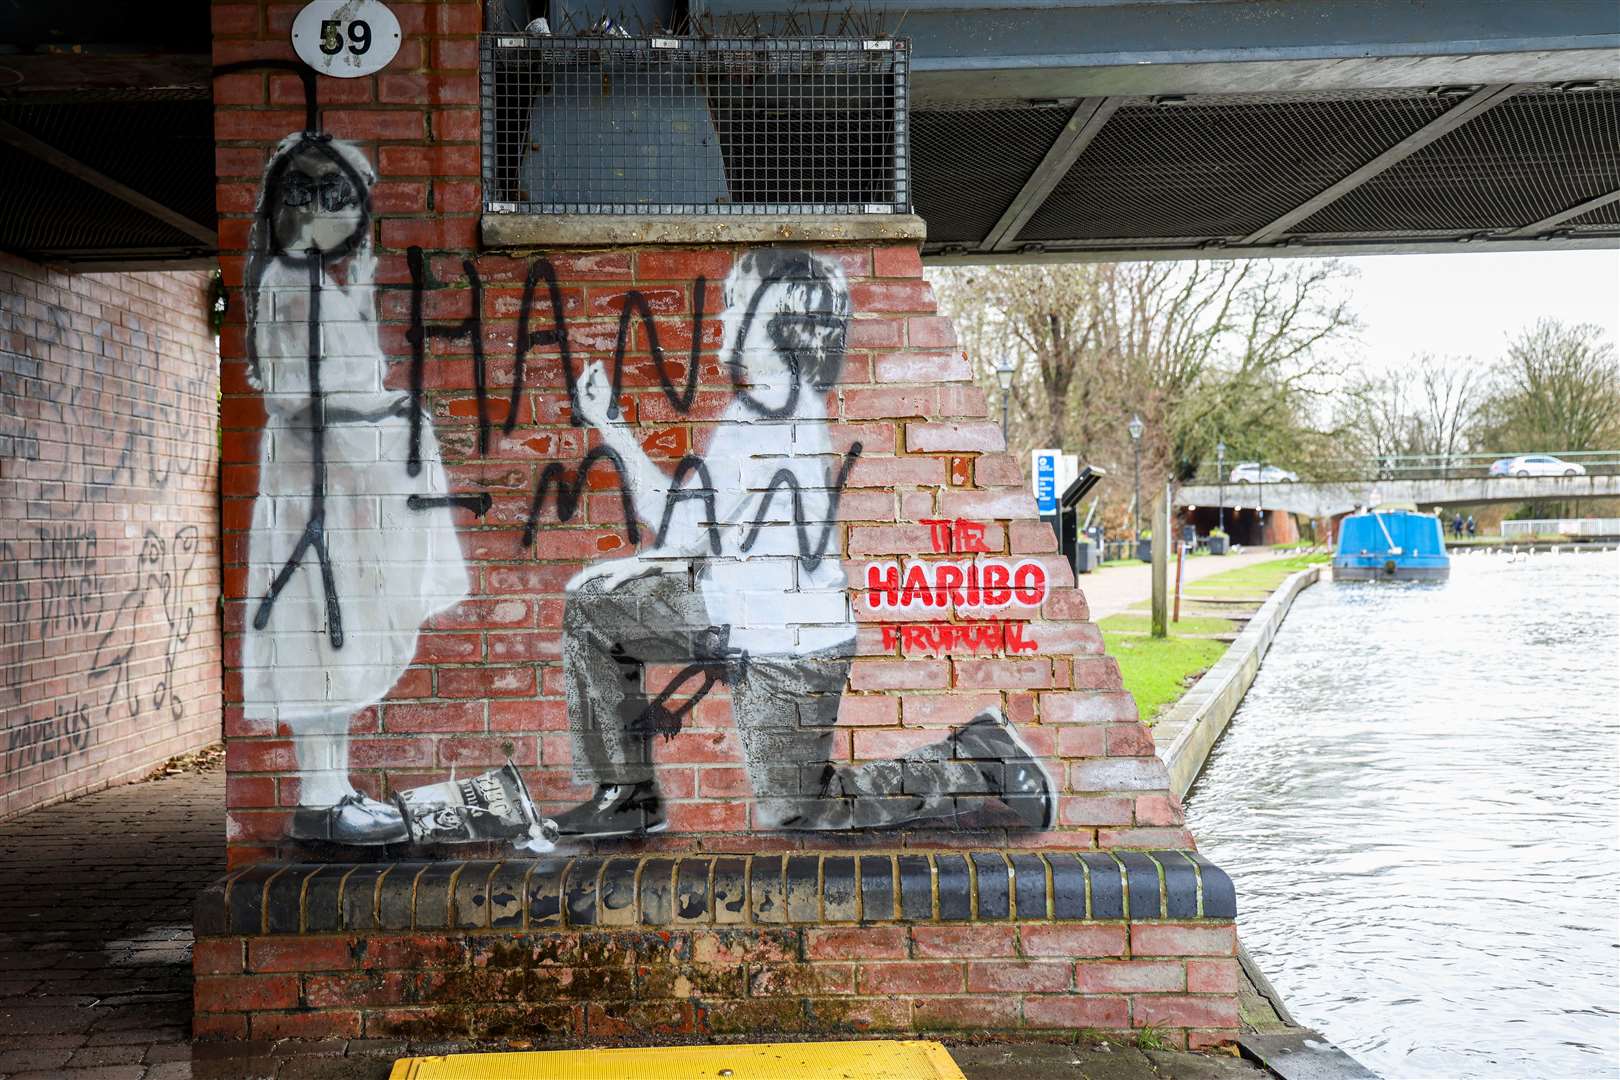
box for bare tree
[929,259,1359,531]
[1480,319,1620,452]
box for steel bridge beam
[979,97,1119,253]
[1237,83,1524,247]
[1503,187,1620,239]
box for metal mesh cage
[482,35,909,215]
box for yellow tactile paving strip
[389,1039,966,1080]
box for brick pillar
[204,0,1237,1048]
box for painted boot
[551,781,665,838]
[288,793,410,845]
[952,709,1057,830]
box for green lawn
[1100,552,1327,723]
[1099,613,1237,637]
[1182,552,1329,595]
[1100,629,1228,724]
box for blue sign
[1032,449,1058,515]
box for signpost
[1031,449,1060,517]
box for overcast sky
[1339,248,1620,372]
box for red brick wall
[0,254,222,819]
[194,922,1239,1049]
[213,0,1193,864]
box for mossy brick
[971,853,1010,920]
[897,855,933,920]
[1009,854,1048,919]
[822,857,857,922]
[412,862,461,929]
[1188,853,1237,919]
[749,855,786,923]
[598,858,640,925]
[453,860,503,929]
[226,863,282,934]
[674,858,712,923]
[638,858,675,925]
[380,864,429,930]
[935,855,971,921]
[525,858,570,927]
[858,855,895,922]
[341,864,392,931]
[712,857,747,924]
[487,861,530,928]
[1080,853,1125,919]
[1153,851,1199,920]
[784,855,820,923]
[564,857,604,926]
[1118,851,1163,920]
[265,864,322,934]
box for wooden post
[1173,536,1184,623]
[1151,487,1168,638]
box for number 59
[319,18,372,55]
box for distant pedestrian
[1451,513,1464,539]
[1467,515,1477,538]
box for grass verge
[1101,552,1329,723]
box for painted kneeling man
[554,250,1056,837]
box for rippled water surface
[1184,550,1620,1080]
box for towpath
[1080,548,1299,622]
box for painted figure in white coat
[241,134,467,844]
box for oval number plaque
[291,0,402,78]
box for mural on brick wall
[552,250,1055,839]
[242,137,1058,848]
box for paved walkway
[1080,550,1299,622]
[0,770,1268,1080]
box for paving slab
[1238,1032,1379,1080]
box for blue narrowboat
[1333,508,1450,581]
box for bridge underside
[1,0,1617,268]
[1179,475,1620,521]
[700,0,1620,264]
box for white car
[1490,454,1586,478]
[1229,462,1298,484]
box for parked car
[1489,454,1586,478]
[1230,462,1298,483]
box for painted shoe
[288,794,410,845]
[551,782,665,838]
[954,709,1057,830]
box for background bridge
[1178,472,1620,520]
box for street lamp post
[994,357,1015,438]
[1128,414,1145,538]
[1216,438,1226,535]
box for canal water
[1184,550,1620,1080]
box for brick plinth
[193,850,1238,1048]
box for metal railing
[1187,450,1620,485]
[1499,518,1620,539]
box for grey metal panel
[695,0,1620,99]
[982,97,1117,251]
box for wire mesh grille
[483,35,908,215]
[1567,198,1620,228]
[1292,87,1620,236]
[911,103,1072,245]
[1017,91,1454,243]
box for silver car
[1490,454,1586,478]
[1230,462,1298,483]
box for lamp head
[994,356,1015,390]
[1127,414,1144,443]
